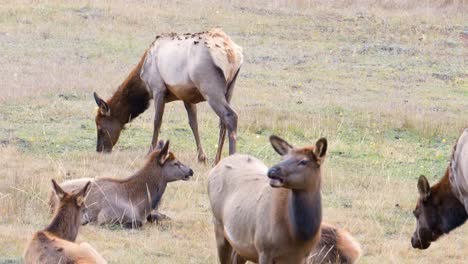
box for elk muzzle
[267,166,284,188]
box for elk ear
[314,138,327,161]
[76,181,91,207]
[93,92,110,116]
[52,179,66,200]
[156,140,165,150]
[418,175,431,201]
[157,140,170,165]
[270,135,293,155]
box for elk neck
[287,180,322,242]
[107,50,151,126]
[122,163,166,209]
[45,202,81,241]
[433,168,468,233]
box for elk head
[94,92,122,153]
[267,135,327,190]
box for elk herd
[22,28,467,263]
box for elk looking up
[49,140,193,228]
[208,136,327,263]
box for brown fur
[24,180,106,264]
[49,141,193,228]
[98,50,150,125]
[411,128,468,249]
[308,223,362,264]
[208,136,327,263]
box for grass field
[0,0,467,263]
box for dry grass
[0,0,467,263]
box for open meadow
[0,0,467,263]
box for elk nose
[267,167,281,178]
[188,169,194,176]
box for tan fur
[308,223,362,264]
[24,232,106,264]
[24,181,106,264]
[206,28,244,82]
[208,136,326,263]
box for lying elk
[208,136,327,263]
[93,28,243,164]
[49,140,193,228]
[308,223,362,264]
[411,128,468,249]
[24,180,106,264]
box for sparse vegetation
[0,0,467,263]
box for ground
[0,0,467,263]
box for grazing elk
[208,135,327,263]
[411,128,468,249]
[24,180,106,264]
[49,140,193,228]
[308,223,362,264]
[93,28,243,164]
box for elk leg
[214,75,236,164]
[231,251,247,264]
[149,92,166,153]
[215,120,227,164]
[147,210,171,223]
[258,253,273,264]
[207,98,238,164]
[214,223,233,264]
[184,102,207,163]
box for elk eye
[299,159,308,166]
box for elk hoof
[197,151,208,164]
[147,212,171,223]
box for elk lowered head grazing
[411,175,467,249]
[267,135,327,189]
[94,92,122,153]
[149,140,194,182]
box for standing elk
[208,135,327,263]
[93,28,243,164]
[411,128,468,249]
[49,140,193,228]
[24,180,106,264]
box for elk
[93,28,243,164]
[308,223,362,264]
[208,135,327,263]
[411,128,468,249]
[49,140,193,228]
[24,180,106,264]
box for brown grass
[0,0,467,263]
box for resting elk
[411,128,468,249]
[24,180,106,264]
[308,223,361,264]
[93,28,243,164]
[208,135,327,263]
[49,140,193,228]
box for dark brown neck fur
[107,50,151,126]
[288,182,322,242]
[431,168,467,233]
[45,202,81,241]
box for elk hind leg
[214,222,234,264]
[184,102,207,163]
